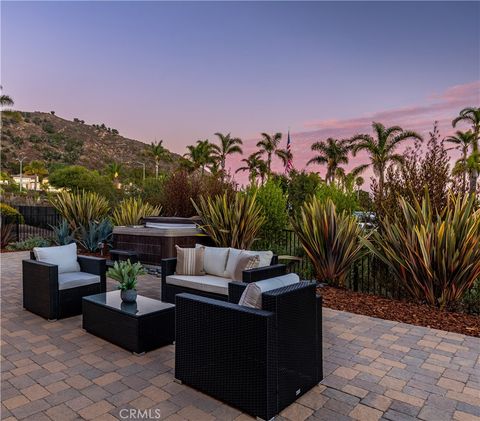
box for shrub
[292,197,366,287]
[461,280,480,315]
[50,190,110,231]
[0,203,24,224]
[48,166,116,201]
[249,180,288,252]
[78,218,113,252]
[6,236,51,251]
[192,192,265,249]
[42,122,55,133]
[51,219,76,245]
[364,193,480,309]
[315,183,359,214]
[112,197,161,226]
[286,170,322,214]
[141,177,165,208]
[161,171,235,217]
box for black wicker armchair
[23,252,106,320]
[161,254,283,303]
[175,281,323,420]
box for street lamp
[16,156,27,192]
[137,162,146,181]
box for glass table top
[84,290,174,317]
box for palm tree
[0,86,14,107]
[351,122,423,200]
[236,152,267,185]
[211,132,243,177]
[104,162,123,183]
[335,165,368,192]
[446,130,475,193]
[256,132,291,175]
[24,160,48,191]
[184,140,215,175]
[453,107,480,194]
[307,138,351,184]
[149,140,170,179]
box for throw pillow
[195,245,229,277]
[238,273,300,309]
[33,243,81,274]
[176,245,205,276]
[242,250,273,268]
[232,254,260,282]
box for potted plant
[106,259,146,302]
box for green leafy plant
[249,180,288,252]
[78,219,113,252]
[461,280,480,315]
[315,183,359,214]
[1,203,24,224]
[292,197,366,286]
[51,219,76,245]
[112,197,161,226]
[50,190,110,230]
[107,259,146,291]
[192,191,266,249]
[6,236,51,251]
[363,193,480,309]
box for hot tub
[112,217,210,266]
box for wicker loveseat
[22,244,106,320]
[175,280,323,420]
[161,246,281,303]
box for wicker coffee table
[82,291,175,354]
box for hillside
[0,111,178,173]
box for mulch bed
[319,286,480,338]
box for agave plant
[51,219,77,245]
[111,197,161,226]
[291,197,366,287]
[78,218,113,252]
[192,192,265,249]
[49,190,110,231]
[364,193,480,309]
[107,259,146,291]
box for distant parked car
[353,211,376,230]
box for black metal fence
[10,206,62,242]
[268,229,406,300]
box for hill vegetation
[0,110,178,173]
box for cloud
[228,80,479,185]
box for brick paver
[1,251,479,420]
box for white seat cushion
[166,274,230,296]
[34,243,80,274]
[58,271,101,290]
[238,273,300,308]
[195,245,230,277]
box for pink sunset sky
[2,1,479,186]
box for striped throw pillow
[175,245,205,276]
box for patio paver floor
[1,251,479,420]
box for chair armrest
[78,256,107,292]
[228,281,247,303]
[242,264,287,283]
[271,254,279,265]
[22,259,59,319]
[161,258,177,301]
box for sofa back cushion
[225,248,273,278]
[196,245,230,277]
[176,245,205,276]
[238,273,300,309]
[33,243,80,274]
